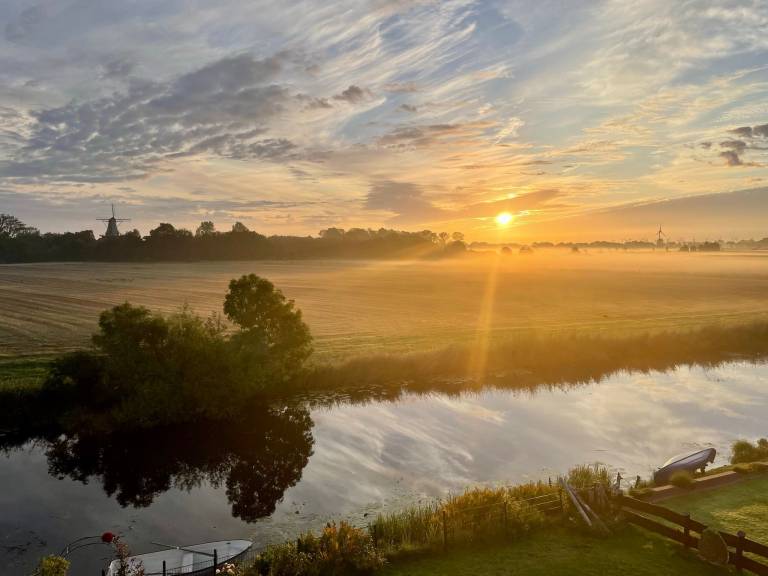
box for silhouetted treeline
[0,214,468,263]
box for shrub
[731,438,768,464]
[733,462,768,474]
[567,464,611,490]
[36,555,70,576]
[669,470,694,489]
[250,522,383,576]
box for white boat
[106,540,252,575]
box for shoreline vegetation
[298,321,768,405]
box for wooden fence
[618,495,768,575]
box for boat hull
[106,539,252,575]
[653,448,716,485]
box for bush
[36,555,70,576]
[733,462,768,474]
[249,522,383,576]
[669,470,694,489]
[731,438,768,464]
[567,464,611,490]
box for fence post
[162,560,166,576]
[213,549,218,575]
[558,487,564,514]
[502,501,508,540]
[735,530,746,572]
[683,514,691,548]
[442,510,448,550]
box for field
[1,251,768,362]
[663,475,768,544]
[381,526,728,576]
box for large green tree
[224,274,312,387]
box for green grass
[381,526,728,576]
[0,355,52,391]
[663,475,768,544]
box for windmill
[656,225,666,249]
[98,204,130,237]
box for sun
[495,212,513,226]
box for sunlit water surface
[1,361,766,575]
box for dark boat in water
[653,448,716,485]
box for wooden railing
[618,495,768,575]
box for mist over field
[2,251,767,360]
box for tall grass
[296,322,768,405]
[368,479,566,555]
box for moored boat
[106,539,252,575]
[653,448,716,485]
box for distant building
[98,204,130,238]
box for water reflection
[1,406,313,523]
[1,362,767,576]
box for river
[1,361,766,575]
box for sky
[1,0,768,241]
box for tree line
[0,213,468,262]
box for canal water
[1,361,766,575]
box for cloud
[4,5,46,43]
[0,53,308,183]
[377,123,466,148]
[333,85,371,104]
[365,180,565,224]
[715,124,768,166]
[101,58,135,80]
[383,82,419,93]
[719,150,743,167]
[365,180,447,222]
[729,126,753,138]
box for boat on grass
[106,539,252,575]
[653,448,716,485]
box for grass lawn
[663,474,768,544]
[381,526,728,576]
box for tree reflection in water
[7,405,314,523]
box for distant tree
[232,222,250,233]
[148,223,178,238]
[345,228,371,242]
[319,227,345,240]
[438,232,450,245]
[451,231,465,242]
[445,240,467,254]
[0,214,37,237]
[224,274,312,385]
[196,221,216,237]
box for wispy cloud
[1,0,768,238]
